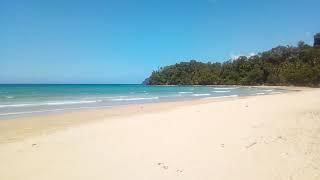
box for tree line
[145,41,320,86]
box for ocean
[0,84,285,119]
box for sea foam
[178,92,193,94]
[0,100,102,108]
[192,94,211,97]
[213,87,237,90]
[270,92,282,94]
[212,90,231,93]
[211,95,239,98]
[111,97,159,101]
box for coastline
[0,86,320,179]
[0,84,285,120]
[0,86,300,144]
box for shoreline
[0,86,309,144]
[0,84,287,120]
[0,91,261,143]
[0,85,302,120]
[0,86,320,179]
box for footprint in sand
[176,169,184,173]
[156,162,168,170]
[246,142,257,149]
[156,162,186,175]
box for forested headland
[145,34,320,86]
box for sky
[1,0,320,84]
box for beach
[0,87,320,180]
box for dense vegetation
[145,41,320,86]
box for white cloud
[229,52,256,60]
[230,53,240,60]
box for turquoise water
[0,84,285,119]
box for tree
[145,34,320,87]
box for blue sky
[1,0,319,84]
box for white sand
[0,88,320,180]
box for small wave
[256,93,265,95]
[263,89,273,92]
[178,92,193,94]
[6,96,14,99]
[45,100,102,106]
[0,106,112,116]
[212,90,231,93]
[82,96,115,101]
[213,87,237,90]
[211,95,239,99]
[192,94,211,97]
[0,104,33,108]
[111,97,159,101]
[270,92,282,94]
[0,100,102,108]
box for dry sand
[0,87,320,180]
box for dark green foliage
[146,42,320,86]
[314,33,320,47]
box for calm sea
[0,84,285,119]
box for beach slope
[0,88,320,180]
